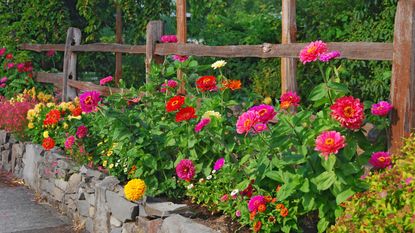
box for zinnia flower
[172,55,188,62]
[235,210,241,217]
[42,137,55,151]
[196,76,217,92]
[5,53,13,60]
[211,60,227,69]
[195,118,211,133]
[202,111,221,119]
[248,195,266,212]
[253,123,268,133]
[0,48,6,56]
[220,194,229,202]
[16,63,25,72]
[175,107,197,122]
[124,179,146,201]
[369,151,391,169]
[253,221,262,232]
[280,91,301,109]
[71,107,82,117]
[43,109,61,126]
[7,63,14,69]
[160,80,178,92]
[0,77,7,83]
[0,83,6,88]
[176,159,196,182]
[236,111,260,135]
[249,104,276,123]
[79,91,101,113]
[43,131,49,138]
[160,35,178,43]
[330,96,365,130]
[280,207,289,217]
[76,125,88,139]
[166,96,185,112]
[299,40,328,64]
[99,76,113,86]
[319,50,341,62]
[371,101,393,117]
[213,158,225,171]
[315,131,346,160]
[46,50,56,57]
[222,79,242,91]
[65,136,75,149]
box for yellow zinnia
[28,122,34,129]
[43,131,49,138]
[124,179,146,201]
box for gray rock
[55,178,69,191]
[86,217,94,233]
[80,165,105,179]
[111,227,122,233]
[2,150,10,165]
[93,179,111,233]
[0,130,9,144]
[22,144,43,190]
[110,216,122,227]
[160,214,218,233]
[12,143,24,159]
[67,173,82,193]
[89,206,95,218]
[106,190,139,222]
[57,159,69,170]
[51,186,65,202]
[86,193,96,206]
[40,179,55,194]
[144,202,191,218]
[136,216,163,233]
[100,176,120,192]
[77,200,90,217]
[122,223,139,233]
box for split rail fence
[18,0,415,153]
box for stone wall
[0,130,218,233]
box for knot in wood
[262,43,272,53]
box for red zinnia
[253,221,262,232]
[166,96,185,112]
[42,137,55,151]
[43,109,61,126]
[175,107,197,122]
[71,107,82,117]
[196,76,217,92]
[330,96,365,130]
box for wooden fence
[18,0,415,153]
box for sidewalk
[0,170,73,233]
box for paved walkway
[0,170,73,233]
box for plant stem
[318,64,334,105]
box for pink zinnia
[235,210,241,217]
[299,40,328,64]
[249,104,277,123]
[330,96,365,130]
[7,63,14,69]
[220,194,229,202]
[99,76,113,86]
[64,135,75,149]
[160,35,178,43]
[319,50,341,62]
[76,125,88,139]
[0,48,6,56]
[160,80,178,92]
[213,158,225,171]
[315,131,346,160]
[172,55,188,62]
[369,152,391,169]
[280,91,301,109]
[176,159,196,182]
[16,63,25,72]
[0,83,6,88]
[371,101,393,117]
[253,123,268,133]
[248,195,266,212]
[79,91,101,113]
[195,118,211,133]
[236,111,259,135]
[46,50,56,57]
[0,77,7,83]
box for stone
[89,206,95,218]
[106,190,139,222]
[77,200,90,217]
[55,178,69,191]
[57,159,69,170]
[136,216,163,233]
[160,214,218,233]
[94,179,111,233]
[144,202,191,218]
[86,217,94,233]
[2,150,10,164]
[80,165,105,179]
[67,173,82,193]
[66,198,76,212]
[40,179,55,194]
[12,143,24,159]
[122,222,139,233]
[86,193,96,206]
[111,227,122,233]
[22,144,43,190]
[51,186,65,201]
[100,176,120,192]
[0,130,9,144]
[110,216,122,227]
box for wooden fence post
[281,0,298,94]
[390,0,415,153]
[62,27,81,101]
[115,5,123,85]
[145,21,164,83]
[176,0,187,95]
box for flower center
[85,96,92,104]
[307,46,317,53]
[325,138,334,146]
[343,106,355,117]
[258,109,267,116]
[378,157,385,162]
[244,119,251,128]
[172,100,179,106]
[183,168,188,173]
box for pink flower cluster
[46,50,56,57]
[0,48,6,56]
[236,105,276,135]
[315,131,346,160]
[65,136,75,149]
[99,76,113,86]
[0,97,37,135]
[76,125,88,139]
[160,80,178,92]
[176,159,195,182]
[79,91,101,113]
[0,77,7,88]
[213,158,225,171]
[299,40,341,64]
[172,55,189,62]
[160,35,178,43]
[330,96,365,130]
[194,118,211,133]
[371,101,393,117]
[248,195,266,212]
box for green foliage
[330,135,415,233]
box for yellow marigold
[27,109,36,121]
[67,102,75,111]
[59,102,68,111]
[124,179,146,201]
[43,131,49,138]
[28,122,34,129]
[34,103,44,112]
[109,163,114,169]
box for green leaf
[327,81,349,94]
[317,217,330,233]
[300,178,310,193]
[321,155,336,171]
[309,83,327,101]
[336,188,355,205]
[265,171,283,182]
[302,194,316,211]
[311,171,336,191]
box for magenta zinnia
[176,159,195,182]
[371,101,393,117]
[315,131,346,160]
[330,96,365,130]
[248,195,266,212]
[64,136,75,149]
[195,118,211,133]
[172,55,188,62]
[99,76,113,86]
[319,50,341,62]
[369,151,391,169]
[213,158,225,171]
[249,104,276,123]
[79,91,101,113]
[160,80,178,92]
[76,125,88,139]
[280,91,301,109]
[299,40,328,64]
[236,111,260,135]
[253,123,268,133]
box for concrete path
[0,170,73,233]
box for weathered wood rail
[18,0,415,153]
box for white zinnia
[211,60,227,69]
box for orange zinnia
[280,207,289,217]
[258,204,266,213]
[222,79,241,91]
[253,221,262,232]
